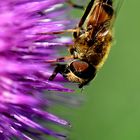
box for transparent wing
[109,0,124,31]
[113,0,124,16]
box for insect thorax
[73,31,112,69]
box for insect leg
[46,55,74,63]
[48,65,60,81]
[48,64,67,81]
[66,0,84,10]
[44,43,76,63]
[38,29,78,35]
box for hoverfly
[47,0,123,88]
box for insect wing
[107,0,124,27]
[88,0,124,39]
[86,0,124,27]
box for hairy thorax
[73,31,112,69]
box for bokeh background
[49,1,140,140]
[68,1,140,140]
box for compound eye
[69,60,96,79]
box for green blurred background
[68,1,140,140]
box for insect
[47,0,123,88]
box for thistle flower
[0,0,76,139]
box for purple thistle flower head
[0,0,78,139]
